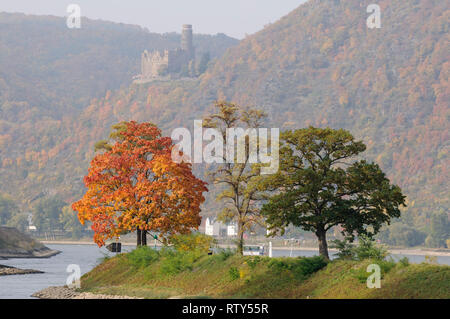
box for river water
[1,244,449,299]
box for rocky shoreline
[0,264,44,276]
[0,248,61,260]
[32,286,143,299]
[0,226,61,260]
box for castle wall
[141,50,169,79]
[139,25,195,81]
[167,49,191,74]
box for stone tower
[181,24,194,59]
[137,25,195,81]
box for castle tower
[181,24,194,59]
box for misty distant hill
[0,12,238,206]
[0,12,238,116]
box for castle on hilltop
[136,25,196,82]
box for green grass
[80,248,450,299]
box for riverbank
[0,264,44,276]
[39,240,450,257]
[77,250,450,299]
[0,227,60,260]
[41,240,137,246]
[0,244,118,299]
[32,286,142,299]
[0,248,60,260]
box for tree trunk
[237,222,244,255]
[136,228,142,247]
[141,230,147,246]
[316,228,330,260]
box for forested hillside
[0,12,237,211]
[0,12,237,115]
[0,1,448,245]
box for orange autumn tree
[72,121,208,247]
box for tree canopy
[203,102,268,255]
[72,121,208,247]
[261,127,406,259]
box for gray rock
[0,265,44,276]
[32,286,143,299]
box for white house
[204,217,237,237]
[227,223,237,236]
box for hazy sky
[0,0,307,39]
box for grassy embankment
[80,247,450,299]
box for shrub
[239,262,250,279]
[294,256,328,276]
[159,248,197,275]
[246,256,262,269]
[229,267,240,280]
[268,256,328,279]
[267,259,291,274]
[330,239,354,259]
[353,235,388,261]
[126,246,160,268]
[170,233,216,254]
[398,257,410,267]
[213,248,235,261]
[331,236,388,261]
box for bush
[330,239,354,259]
[268,256,328,279]
[159,248,198,276]
[126,246,160,268]
[246,256,262,269]
[239,262,250,279]
[332,235,388,261]
[295,256,329,276]
[353,235,388,261]
[170,233,216,254]
[267,259,291,274]
[398,257,410,267]
[213,248,235,261]
[229,267,240,280]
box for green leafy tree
[425,211,449,248]
[60,206,85,239]
[379,222,426,247]
[33,197,66,233]
[260,127,406,259]
[330,238,354,259]
[352,235,388,261]
[0,193,16,225]
[6,212,29,232]
[332,235,389,261]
